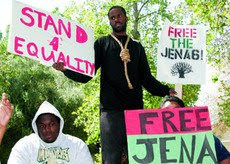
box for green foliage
[185,0,230,127]
[186,0,230,33]
[218,80,230,126]
[72,73,100,152]
[182,85,200,106]
[2,0,225,162]
[0,37,86,162]
[143,84,200,109]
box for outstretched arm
[52,39,103,84]
[0,93,14,144]
[138,44,176,97]
[52,62,92,83]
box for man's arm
[214,135,230,164]
[52,39,103,84]
[0,127,6,144]
[0,93,13,144]
[52,62,92,83]
[138,44,176,97]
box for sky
[0,0,83,36]
[0,0,183,36]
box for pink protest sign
[125,107,217,163]
[125,106,211,135]
[8,0,95,77]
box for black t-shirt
[64,35,169,110]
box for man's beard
[112,22,127,32]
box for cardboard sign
[8,0,95,77]
[125,107,217,164]
[157,20,206,84]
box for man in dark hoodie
[8,101,93,164]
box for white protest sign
[8,0,95,77]
[157,20,206,84]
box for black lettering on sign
[195,108,211,131]
[179,110,195,132]
[160,137,177,163]
[162,111,178,133]
[179,135,196,163]
[132,138,157,163]
[139,112,158,134]
[197,135,217,163]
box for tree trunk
[131,2,140,40]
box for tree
[185,0,230,127]
[0,1,211,163]
[185,0,229,33]
[171,62,193,78]
[0,30,86,163]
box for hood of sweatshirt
[32,101,64,145]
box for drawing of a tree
[171,62,193,78]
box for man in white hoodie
[8,101,94,164]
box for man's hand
[0,93,14,128]
[169,88,177,96]
[52,62,66,72]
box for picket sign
[125,106,217,164]
[157,20,206,99]
[8,0,95,77]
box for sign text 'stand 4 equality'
[8,0,95,77]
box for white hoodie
[8,101,94,164]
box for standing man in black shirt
[53,6,176,164]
